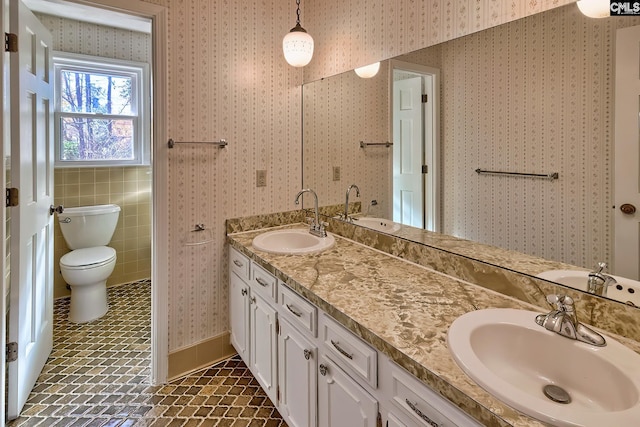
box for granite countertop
[228,225,553,427]
[228,224,640,427]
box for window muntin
[54,52,149,167]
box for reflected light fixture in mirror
[576,0,610,18]
[283,0,314,67]
[354,62,381,78]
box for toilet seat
[60,246,116,270]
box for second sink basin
[252,229,335,255]
[354,217,401,233]
[537,270,640,307]
[447,308,640,426]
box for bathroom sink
[538,270,640,307]
[447,308,640,426]
[252,229,335,255]
[353,217,401,233]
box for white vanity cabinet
[318,354,379,427]
[228,244,483,427]
[277,284,319,427]
[249,290,278,404]
[228,247,278,404]
[229,249,251,362]
[318,313,380,427]
[379,358,483,427]
[278,316,317,427]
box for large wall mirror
[302,3,640,308]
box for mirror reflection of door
[615,25,640,280]
[391,61,440,232]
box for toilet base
[69,280,109,323]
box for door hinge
[6,188,19,207]
[422,94,428,103]
[277,385,280,402]
[4,33,17,52]
[422,165,428,174]
[6,341,17,362]
[276,317,280,335]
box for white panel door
[250,292,278,404]
[615,25,640,280]
[229,273,250,363]
[318,355,378,427]
[393,76,424,228]
[278,317,317,427]
[7,0,54,419]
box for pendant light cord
[295,0,301,25]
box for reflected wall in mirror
[303,4,640,278]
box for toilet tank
[58,204,121,250]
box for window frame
[53,51,150,167]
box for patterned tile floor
[8,280,287,427]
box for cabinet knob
[319,363,328,376]
[621,203,637,215]
[250,296,256,304]
[303,349,312,360]
[241,288,247,296]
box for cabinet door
[229,272,250,363]
[318,355,378,427]
[250,292,278,404]
[386,411,411,427]
[278,317,317,427]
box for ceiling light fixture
[576,0,610,18]
[282,0,314,67]
[354,62,381,78]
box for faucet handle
[547,294,574,311]
[593,262,608,273]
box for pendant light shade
[283,0,314,67]
[354,62,381,78]
[576,0,610,18]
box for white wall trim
[1,0,9,424]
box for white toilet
[58,204,121,323]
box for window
[54,52,150,167]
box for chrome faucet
[342,184,360,222]
[294,188,327,237]
[535,294,606,347]
[587,262,617,296]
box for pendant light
[283,0,314,67]
[576,0,610,18]
[354,62,381,78]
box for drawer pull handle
[406,399,440,427]
[233,260,243,268]
[330,340,353,360]
[286,304,302,317]
[241,288,247,296]
[319,363,328,376]
[256,277,269,287]
[303,349,312,360]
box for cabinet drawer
[251,262,277,302]
[387,361,482,427]
[279,284,317,337]
[229,247,250,281]
[320,313,377,388]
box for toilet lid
[60,246,116,268]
